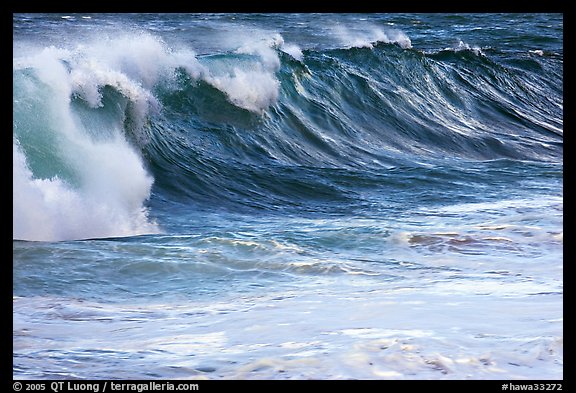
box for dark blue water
[13,13,563,379]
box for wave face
[13,14,562,240]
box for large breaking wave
[13,27,563,241]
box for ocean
[13,13,563,380]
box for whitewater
[13,13,562,380]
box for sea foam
[12,31,299,240]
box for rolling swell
[13,29,563,238]
[143,39,562,212]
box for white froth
[13,38,162,241]
[13,30,301,241]
[332,24,412,49]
